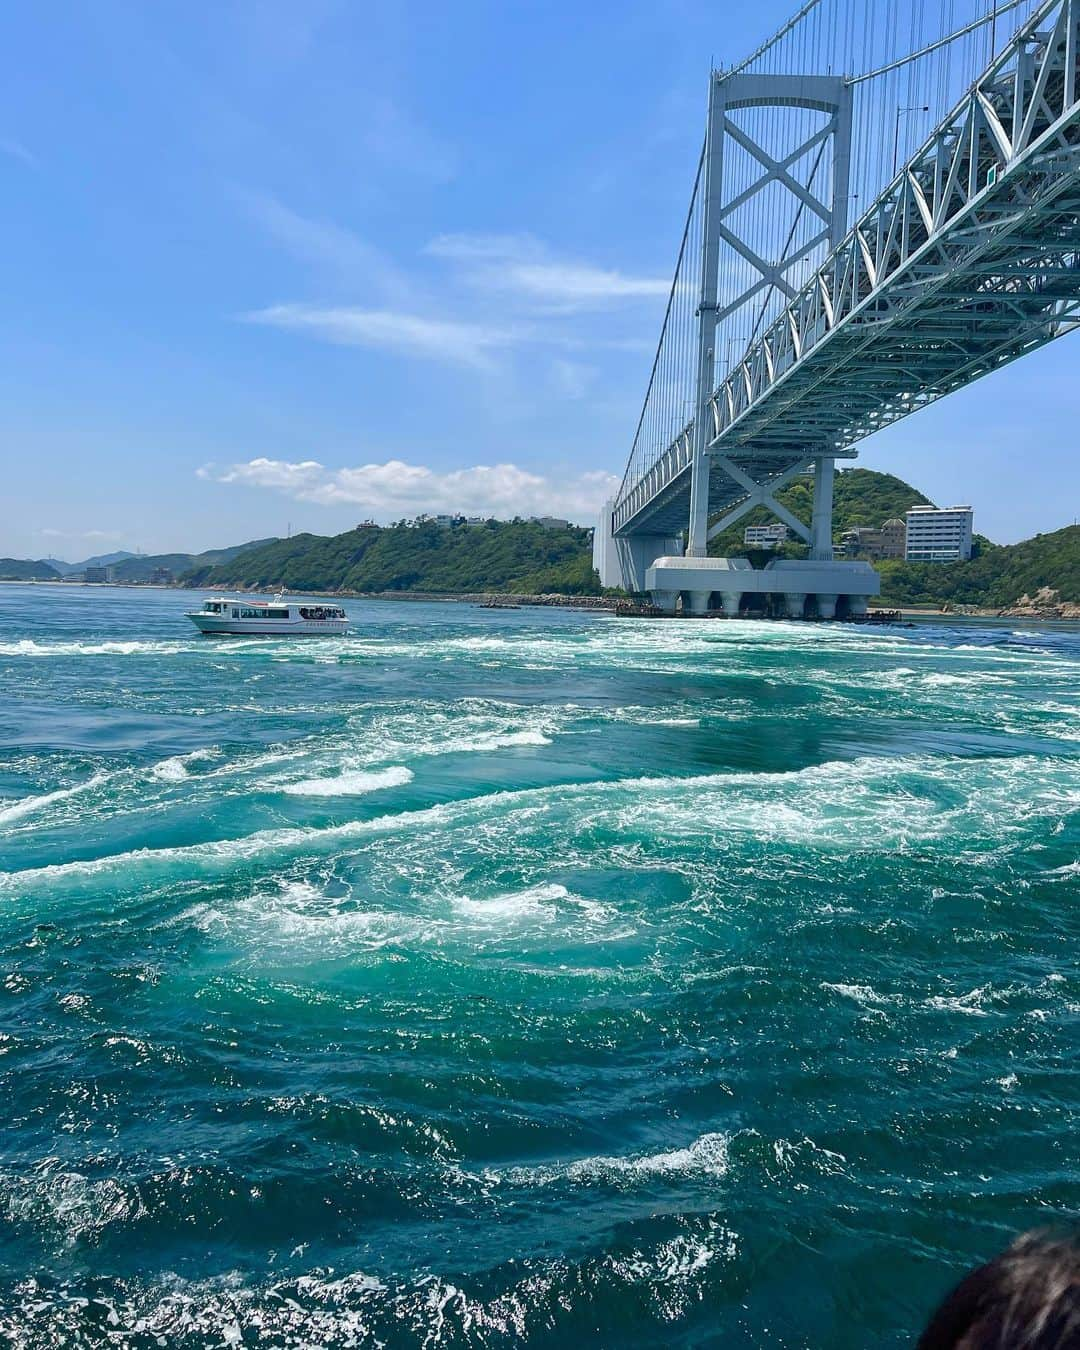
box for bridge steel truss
[613,0,1080,547]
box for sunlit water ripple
[0,583,1077,1347]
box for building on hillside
[150,567,173,585]
[84,565,114,583]
[841,527,871,557]
[743,523,788,550]
[530,516,572,530]
[904,505,974,562]
[841,517,907,560]
[880,517,907,556]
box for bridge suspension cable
[618,0,1049,520]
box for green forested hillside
[0,558,62,581]
[177,475,1079,609]
[187,519,599,595]
[877,525,1080,606]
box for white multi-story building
[744,522,789,549]
[904,505,974,562]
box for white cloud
[425,233,535,261]
[512,261,669,305]
[549,358,598,400]
[203,456,619,523]
[244,196,416,303]
[241,303,514,370]
[427,232,669,309]
[39,528,123,541]
[0,137,35,168]
[364,96,457,184]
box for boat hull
[186,613,349,637]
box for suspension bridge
[594,0,1080,617]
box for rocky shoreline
[938,587,1080,620]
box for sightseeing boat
[186,594,349,636]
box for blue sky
[2,0,1077,559]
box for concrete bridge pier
[720,591,742,617]
[783,592,807,619]
[686,590,713,616]
[815,593,839,620]
[653,590,680,615]
[848,595,869,617]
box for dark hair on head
[917,1230,1080,1349]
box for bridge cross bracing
[601,0,1080,604]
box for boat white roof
[205,596,281,606]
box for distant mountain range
[45,550,140,576]
[0,539,277,584]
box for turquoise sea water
[0,583,1077,1347]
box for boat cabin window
[299,606,345,620]
[203,601,225,613]
[266,607,290,618]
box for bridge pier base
[645,557,879,620]
[593,500,683,593]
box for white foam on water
[149,749,216,782]
[1043,860,1080,879]
[346,708,559,764]
[0,1233,733,1349]
[490,1130,731,1188]
[924,986,993,1016]
[1,1163,139,1246]
[0,800,457,889]
[0,638,195,657]
[922,672,970,687]
[822,981,900,1008]
[208,746,312,779]
[612,710,702,727]
[3,751,1073,894]
[452,728,552,752]
[0,772,110,826]
[228,704,561,794]
[610,1222,739,1321]
[199,876,619,959]
[151,757,189,782]
[451,882,569,921]
[280,765,414,797]
[224,881,417,951]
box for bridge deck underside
[619,177,1080,538]
[615,27,1080,543]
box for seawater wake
[2,751,1075,898]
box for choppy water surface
[0,584,1077,1347]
